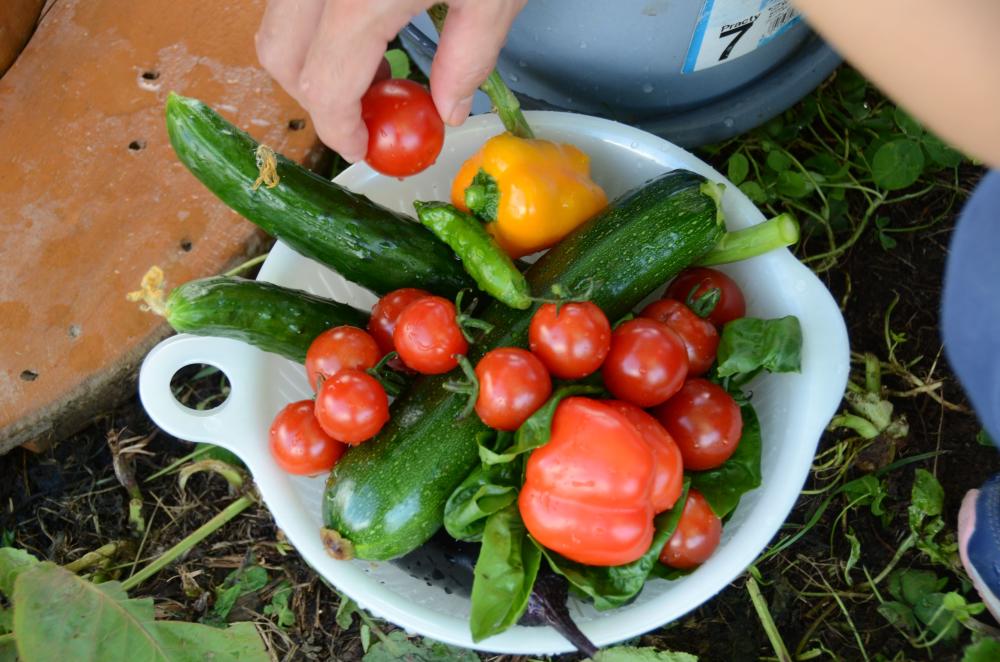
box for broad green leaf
[11,563,267,662]
[360,623,372,652]
[726,153,749,185]
[443,458,519,542]
[738,181,767,204]
[765,150,792,172]
[878,601,917,631]
[362,631,479,662]
[335,596,358,630]
[469,505,541,641]
[842,475,888,517]
[384,48,411,79]
[194,443,244,469]
[0,548,39,596]
[479,385,603,465]
[909,469,944,528]
[913,592,960,641]
[263,581,295,629]
[715,316,802,378]
[590,646,698,662]
[804,153,846,178]
[963,637,1000,662]
[690,405,762,518]
[0,606,11,634]
[542,482,690,611]
[893,107,924,137]
[922,133,964,168]
[775,171,812,198]
[871,139,924,190]
[205,564,268,625]
[897,569,946,606]
[0,631,15,662]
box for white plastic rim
[139,111,849,655]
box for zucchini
[165,93,473,297]
[323,170,725,560]
[167,277,369,363]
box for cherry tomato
[305,326,381,391]
[474,348,553,431]
[269,400,347,475]
[639,299,719,376]
[361,79,444,177]
[652,378,743,471]
[602,318,688,407]
[368,288,431,356]
[659,489,722,570]
[607,401,684,513]
[393,296,468,374]
[528,301,611,379]
[665,267,746,328]
[314,369,389,445]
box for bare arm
[793,0,1000,169]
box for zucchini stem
[428,4,534,138]
[698,213,800,266]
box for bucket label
[683,0,802,74]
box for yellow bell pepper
[450,133,608,258]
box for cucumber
[165,94,472,297]
[323,170,725,560]
[167,277,368,363]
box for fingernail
[446,95,474,126]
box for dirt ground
[2,80,998,660]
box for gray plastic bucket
[401,0,841,147]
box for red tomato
[314,369,389,445]
[269,400,347,475]
[607,401,684,513]
[519,397,656,566]
[361,79,444,177]
[602,318,689,407]
[528,302,611,379]
[305,326,381,391]
[665,267,746,328]
[639,299,719,376]
[659,489,722,570]
[474,348,552,431]
[368,288,431,356]
[393,296,468,374]
[652,378,743,471]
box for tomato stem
[442,354,479,420]
[697,213,800,266]
[367,351,406,398]
[427,4,534,139]
[455,289,495,342]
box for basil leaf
[479,385,603,465]
[689,404,762,518]
[541,481,690,611]
[715,316,802,378]
[465,169,500,222]
[443,460,520,542]
[469,505,542,641]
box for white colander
[138,111,849,655]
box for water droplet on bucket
[723,117,735,128]
[510,73,519,82]
[642,83,654,94]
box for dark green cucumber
[323,169,725,560]
[165,93,472,297]
[167,277,368,363]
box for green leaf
[362,631,479,662]
[909,469,944,529]
[804,153,846,178]
[479,385,603,465]
[913,592,960,641]
[263,580,295,629]
[384,48,411,79]
[335,596,358,630]
[443,458,520,542]
[897,569,946,606]
[195,443,244,469]
[590,646,699,662]
[844,528,861,581]
[465,169,500,222]
[726,153,749,185]
[871,140,925,190]
[922,133,964,168]
[543,482,690,611]
[842,475,888,517]
[878,601,917,631]
[738,181,767,204]
[963,637,1000,662]
[206,564,268,625]
[0,547,39,596]
[715,316,802,378]
[360,623,372,652]
[893,107,924,137]
[977,428,996,447]
[690,405,762,518]
[775,171,812,198]
[0,606,12,634]
[469,505,541,641]
[766,150,792,172]
[11,563,268,662]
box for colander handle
[138,335,269,466]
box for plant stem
[427,4,534,138]
[747,575,793,662]
[144,444,214,483]
[224,253,269,277]
[121,494,255,592]
[64,541,123,574]
[698,213,800,266]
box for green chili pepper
[413,201,532,310]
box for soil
[2,153,997,662]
